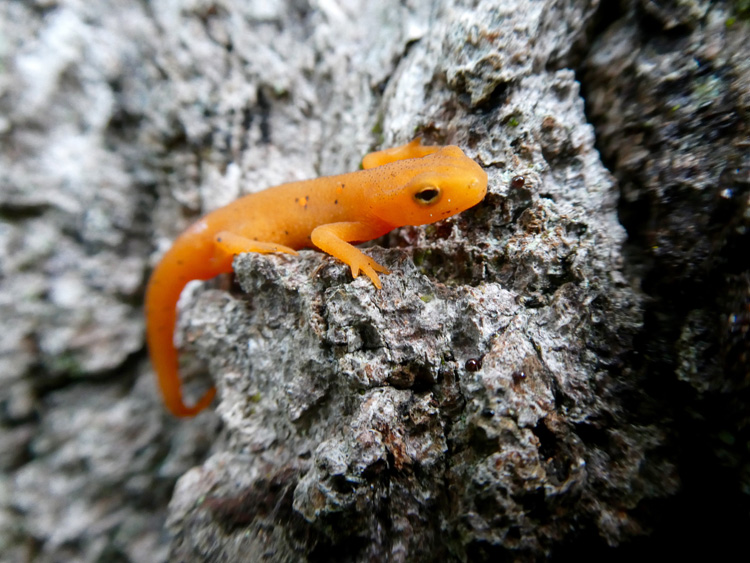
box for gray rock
[1,2,219,561]
[162,0,668,560]
[584,0,750,554]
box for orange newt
[145,138,488,417]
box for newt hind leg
[214,231,298,262]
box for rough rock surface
[164,0,659,560]
[584,0,750,554]
[1,0,747,561]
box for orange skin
[145,139,488,417]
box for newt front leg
[311,221,391,288]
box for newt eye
[413,186,441,205]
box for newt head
[369,146,488,227]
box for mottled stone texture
[583,0,750,556]
[0,1,221,562]
[166,0,656,560]
[1,0,746,561]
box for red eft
[145,139,488,417]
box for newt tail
[144,223,229,416]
